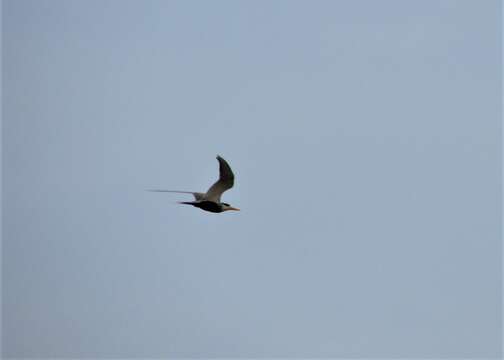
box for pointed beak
[228,207,240,211]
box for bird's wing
[204,155,235,202]
[146,190,205,201]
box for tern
[148,155,240,213]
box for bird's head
[221,202,240,212]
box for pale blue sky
[2,0,502,358]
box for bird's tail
[177,201,198,206]
[146,189,205,201]
[146,190,194,194]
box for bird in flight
[148,155,240,213]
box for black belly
[194,201,223,213]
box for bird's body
[178,200,229,213]
[148,155,239,213]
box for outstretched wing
[204,155,235,202]
[146,190,205,201]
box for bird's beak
[228,207,240,211]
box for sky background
[2,0,502,358]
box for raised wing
[204,155,235,202]
[146,190,205,201]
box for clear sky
[2,0,501,358]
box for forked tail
[146,190,205,200]
[146,190,194,194]
[177,201,198,206]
